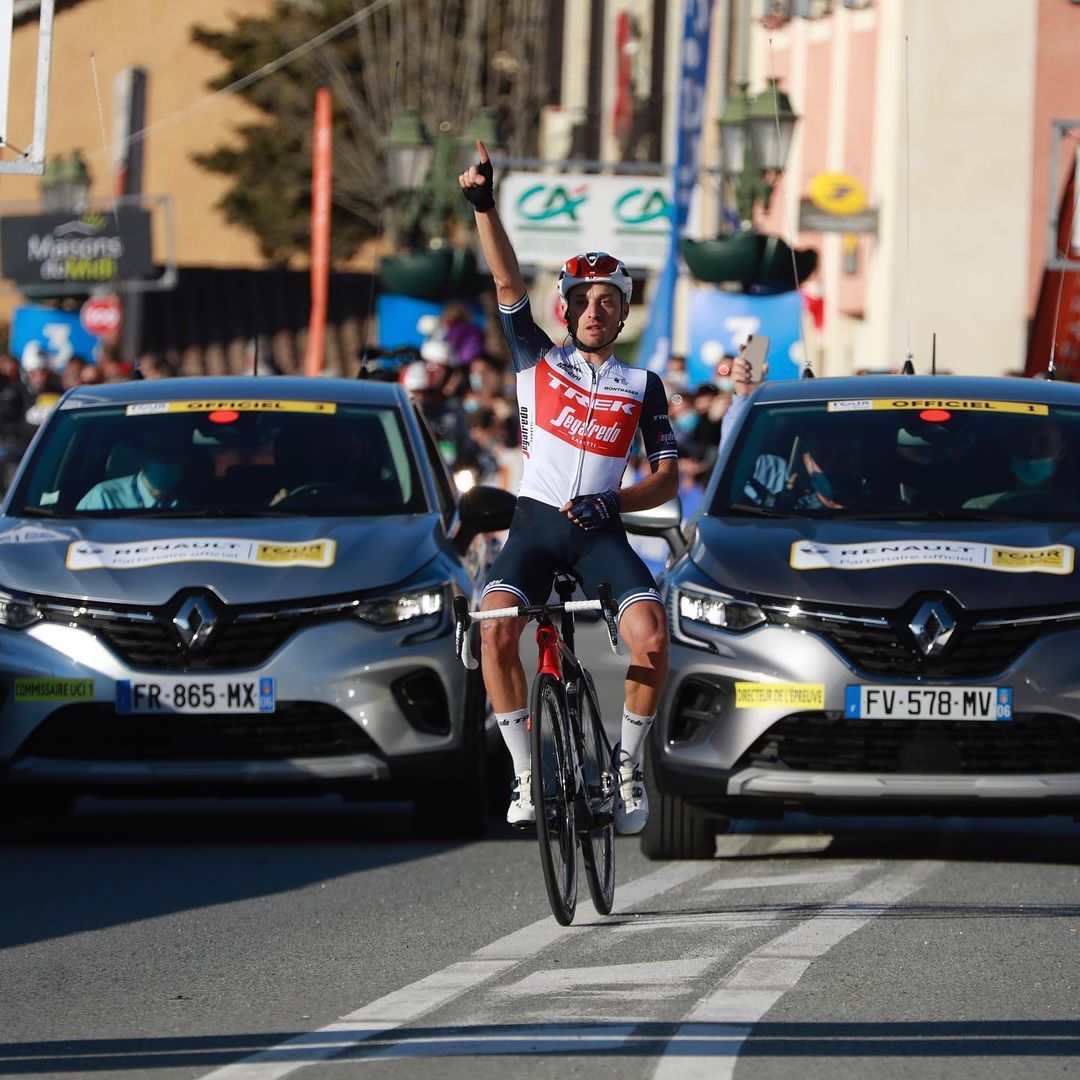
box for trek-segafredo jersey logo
[535,360,639,458]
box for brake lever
[452,596,479,670]
[597,584,620,655]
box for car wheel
[413,669,488,841]
[639,741,717,860]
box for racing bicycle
[454,575,620,925]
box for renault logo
[172,594,219,651]
[908,600,956,657]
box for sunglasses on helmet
[562,253,622,277]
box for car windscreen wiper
[17,506,60,517]
[836,509,1070,522]
[721,503,789,518]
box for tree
[191,0,552,264]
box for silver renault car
[0,376,514,834]
[643,374,1080,858]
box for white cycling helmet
[557,251,633,304]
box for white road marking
[714,833,834,858]
[702,868,860,891]
[500,958,714,998]
[651,861,940,1080]
[196,861,714,1080]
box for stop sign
[80,296,122,339]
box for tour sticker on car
[790,540,1074,574]
[125,400,337,415]
[66,537,337,570]
[735,683,825,709]
[846,685,1013,722]
[826,398,1048,416]
[116,676,275,715]
[15,678,95,701]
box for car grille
[735,711,1080,775]
[759,598,1046,678]
[15,702,380,761]
[36,596,345,672]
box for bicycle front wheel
[530,672,577,925]
[577,675,615,915]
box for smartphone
[742,334,770,382]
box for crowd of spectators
[0,305,736,507]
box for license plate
[845,685,1012,722]
[116,676,276,715]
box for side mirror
[621,495,687,561]
[456,484,516,551]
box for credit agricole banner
[498,172,673,270]
[0,208,153,285]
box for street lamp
[40,149,92,214]
[718,79,798,227]
[379,107,504,300]
[681,78,814,293]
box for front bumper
[0,614,470,794]
[654,621,1080,816]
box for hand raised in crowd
[732,351,769,397]
[458,139,495,212]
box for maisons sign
[0,208,153,285]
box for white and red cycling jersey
[499,294,678,508]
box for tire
[413,670,488,841]
[530,672,577,925]
[639,739,716,860]
[576,678,615,915]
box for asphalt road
[2,805,1079,1080]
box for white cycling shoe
[506,770,535,828]
[614,751,649,836]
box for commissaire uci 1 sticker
[826,398,1049,416]
[15,678,95,701]
[790,539,1074,574]
[735,683,825,709]
[125,400,337,415]
[66,537,337,570]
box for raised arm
[459,139,527,308]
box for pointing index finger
[476,139,489,163]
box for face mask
[674,413,697,433]
[1010,456,1055,487]
[469,372,485,393]
[143,461,182,494]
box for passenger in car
[963,420,1072,510]
[76,427,192,510]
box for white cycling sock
[494,708,531,776]
[619,708,654,766]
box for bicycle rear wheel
[530,672,577,925]
[577,675,615,915]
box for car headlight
[0,588,42,630]
[676,586,764,634]
[353,587,445,626]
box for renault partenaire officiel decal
[790,540,1075,574]
[66,537,337,570]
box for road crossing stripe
[702,868,861,891]
[651,861,940,1080]
[195,861,714,1080]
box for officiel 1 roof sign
[827,399,1049,415]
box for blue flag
[639,0,716,374]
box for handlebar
[452,587,621,669]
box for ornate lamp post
[380,108,504,300]
[681,78,814,292]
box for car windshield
[712,396,1080,520]
[9,399,428,518]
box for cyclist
[459,140,679,836]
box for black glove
[566,489,620,531]
[461,155,495,212]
